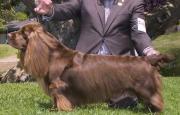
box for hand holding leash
[34,0,53,15]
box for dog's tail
[145,54,175,69]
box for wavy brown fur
[8,22,169,112]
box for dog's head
[8,22,43,50]
[8,22,52,77]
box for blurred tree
[0,0,15,23]
[0,0,28,24]
[145,0,180,38]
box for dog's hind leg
[148,92,164,112]
[135,87,163,112]
[148,73,164,112]
[134,74,163,112]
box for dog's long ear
[23,24,50,78]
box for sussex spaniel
[8,22,173,112]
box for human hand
[143,47,160,56]
[34,0,53,15]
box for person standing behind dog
[34,0,159,108]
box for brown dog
[8,22,172,112]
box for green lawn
[0,44,17,58]
[0,78,179,115]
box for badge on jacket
[137,18,146,33]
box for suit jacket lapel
[95,0,123,34]
[95,0,105,29]
[104,4,121,34]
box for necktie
[103,0,114,23]
[103,0,114,8]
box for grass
[0,77,180,115]
[0,44,17,58]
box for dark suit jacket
[52,0,152,55]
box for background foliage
[0,0,27,30]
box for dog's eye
[23,34,28,40]
[20,31,28,39]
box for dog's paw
[56,95,73,111]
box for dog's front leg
[49,80,74,111]
[48,60,74,111]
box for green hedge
[15,12,28,21]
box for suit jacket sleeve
[52,0,81,21]
[130,0,152,55]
